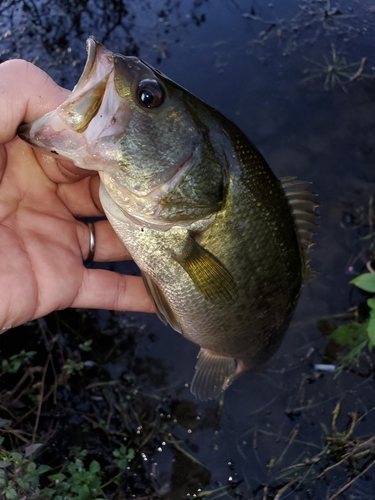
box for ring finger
[79,219,133,262]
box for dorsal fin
[280,177,319,282]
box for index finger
[0,59,69,144]
[0,59,98,182]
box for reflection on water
[1,0,375,498]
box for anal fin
[190,348,237,400]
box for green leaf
[0,418,11,429]
[10,452,22,463]
[36,465,52,475]
[78,484,90,500]
[89,460,100,474]
[330,321,368,346]
[0,458,12,468]
[15,477,29,490]
[79,340,93,352]
[368,298,375,309]
[49,473,66,482]
[26,461,36,474]
[115,458,128,471]
[351,273,375,292]
[368,309,375,350]
[5,487,19,500]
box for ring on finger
[85,222,96,263]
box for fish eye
[137,79,165,108]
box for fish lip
[84,37,98,78]
[75,37,101,90]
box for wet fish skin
[18,37,316,400]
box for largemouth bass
[18,37,317,400]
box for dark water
[1,1,375,498]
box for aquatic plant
[302,44,368,91]
[324,266,375,374]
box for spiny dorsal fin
[190,348,237,400]
[280,177,319,281]
[174,235,238,305]
[142,272,181,333]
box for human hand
[0,59,155,332]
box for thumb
[0,59,70,144]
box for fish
[18,37,317,400]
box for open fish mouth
[17,37,116,154]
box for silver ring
[85,222,96,263]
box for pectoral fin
[175,236,238,305]
[142,272,181,333]
[190,348,237,400]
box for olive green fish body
[18,37,316,400]
[101,103,304,368]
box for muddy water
[1,0,375,498]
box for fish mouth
[17,37,115,156]
[17,36,114,143]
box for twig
[32,354,51,444]
[318,436,375,478]
[328,458,375,500]
[275,478,299,500]
[347,57,367,83]
[274,425,300,469]
[164,434,209,469]
[317,453,349,478]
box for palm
[0,60,154,331]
